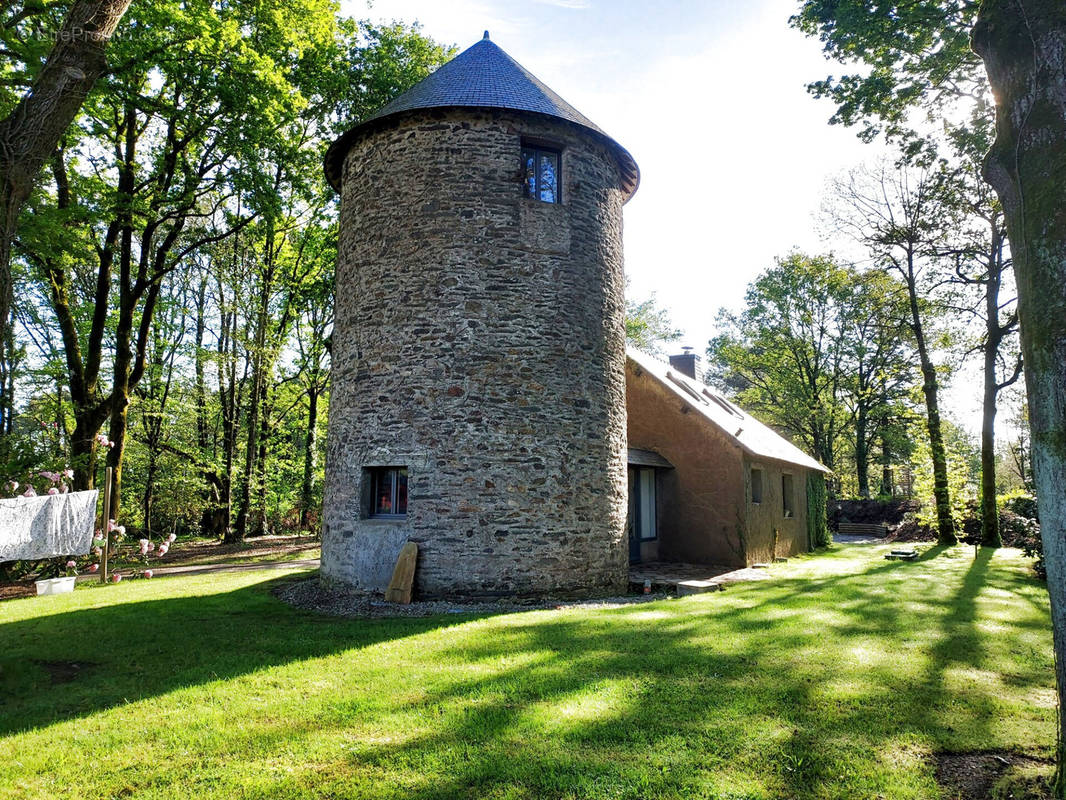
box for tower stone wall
[321,108,630,597]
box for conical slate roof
[324,33,639,199]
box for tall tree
[0,0,133,368]
[707,253,853,475]
[839,269,918,497]
[826,164,958,544]
[937,151,1021,546]
[972,2,1066,791]
[794,0,1066,786]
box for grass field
[0,543,1053,799]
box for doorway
[627,465,657,564]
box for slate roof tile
[325,33,638,198]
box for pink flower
[107,519,118,532]
[93,532,103,541]
[63,468,74,480]
[65,560,76,569]
[143,570,153,579]
[88,563,99,573]
[138,539,150,555]
[7,480,17,493]
[93,547,102,556]
[147,541,155,552]
[47,487,59,495]
[21,486,36,498]
[168,533,177,543]
[110,573,122,583]
[157,544,169,556]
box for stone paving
[628,561,773,594]
[833,533,887,545]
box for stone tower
[321,33,639,597]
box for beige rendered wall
[743,458,810,563]
[625,360,747,567]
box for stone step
[885,551,918,561]
[838,522,889,536]
[676,580,723,596]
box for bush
[1000,510,1044,578]
[999,490,1038,521]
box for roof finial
[483,30,490,40]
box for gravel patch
[275,575,670,619]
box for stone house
[625,348,830,568]
[320,32,826,598]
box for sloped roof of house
[626,348,831,474]
[324,33,639,198]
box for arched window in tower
[521,142,560,203]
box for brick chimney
[669,347,700,380]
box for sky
[340,0,986,428]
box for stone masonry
[321,108,631,597]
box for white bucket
[35,576,76,596]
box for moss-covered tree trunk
[979,226,1011,548]
[300,383,320,529]
[973,1,1066,792]
[904,259,957,545]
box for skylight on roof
[667,372,709,405]
[703,388,744,419]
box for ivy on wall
[807,472,830,548]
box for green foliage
[3,2,452,537]
[789,0,989,155]
[909,417,978,529]
[707,252,918,483]
[708,252,853,471]
[806,471,830,547]
[998,489,1038,521]
[624,280,682,354]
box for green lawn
[0,544,1053,799]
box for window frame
[367,466,408,519]
[781,472,795,519]
[750,466,764,505]
[521,142,562,204]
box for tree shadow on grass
[0,573,472,737]
[0,549,1052,799]
[192,549,1050,799]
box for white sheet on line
[0,490,99,561]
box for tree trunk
[234,351,261,541]
[979,347,1000,546]
[904,261,957,544]
[70,412,106,491]
[253,376,272,537]
[973,2,1066,792]
[0,0,133,347]
[880,430,893,497]
[0,306,15,435]
[143,446,157,537]
[980,233,1006,547]
[300,384,319,529]
[856,408,870,498]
